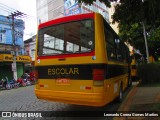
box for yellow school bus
[131,54,137,80]
[34,12,131,107]
[131,53,155,80]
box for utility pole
[9,11,25,80]
[142,22,150,63]
[141,0,150,63]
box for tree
[112,0,160,59]
[78,0,118,7]
[78,0,160,60]
[112,0,143,24]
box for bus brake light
[93,69,105,81]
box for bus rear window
[38,19,94,56]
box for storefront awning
[0,54,31,63]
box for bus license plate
[56,78,70,85]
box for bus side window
[107,43,117,60]
[104,21,117,61]
[117,42,130,63]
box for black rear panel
[36,64,128,80]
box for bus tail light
[34,69,38,84]
[93,69,105,86]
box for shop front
[0,54,31,80]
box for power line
[0,7,12,13]
[0,4,15,14]
[0,2,38,40]
[0,3,16,12]
[0,2,38,22]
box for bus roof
[38,13,95,29]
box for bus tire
[128,76,132,87]
[128,70,132,87]
[118,84,123,102]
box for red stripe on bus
[39,85,44,87]
[85,87,91,90]
[37,51,95,59]
[38,13,95,29]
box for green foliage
[112,0,160,57]
[112,0,143,24]
[148,26,160,42]
[78,0,118,7]
[137,63,160,85]
[119,23,142,45]
[78,0,160,57]
[112,0,146,54]
[147,27,160,56]
[78,0,96,5]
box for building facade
[24,35,36,61]
[24,0,118,65]
[0,15,25,54]
[108,3,119,34]
[36,0,110,23]
[0,15,31,80]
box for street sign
[12,63,16,71]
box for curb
[118,85,138,111]
[113,83,139,120]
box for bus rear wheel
[128,76,132,87]
[118,85,123,102]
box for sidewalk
[114,82,160,120]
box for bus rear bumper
[35,89,106,107]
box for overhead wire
[0,2,16,11]
[0,2,38,23]
[0,2,38,38]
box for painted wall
[0,15,25,54]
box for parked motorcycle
[17,78,26,87]
[0,77,11,90]
[21,73,31,86]
[5,77,12,90]
[29,72,36,85]
[0,79,6,89]
[9,79,19,88]
[29,76,36,85]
